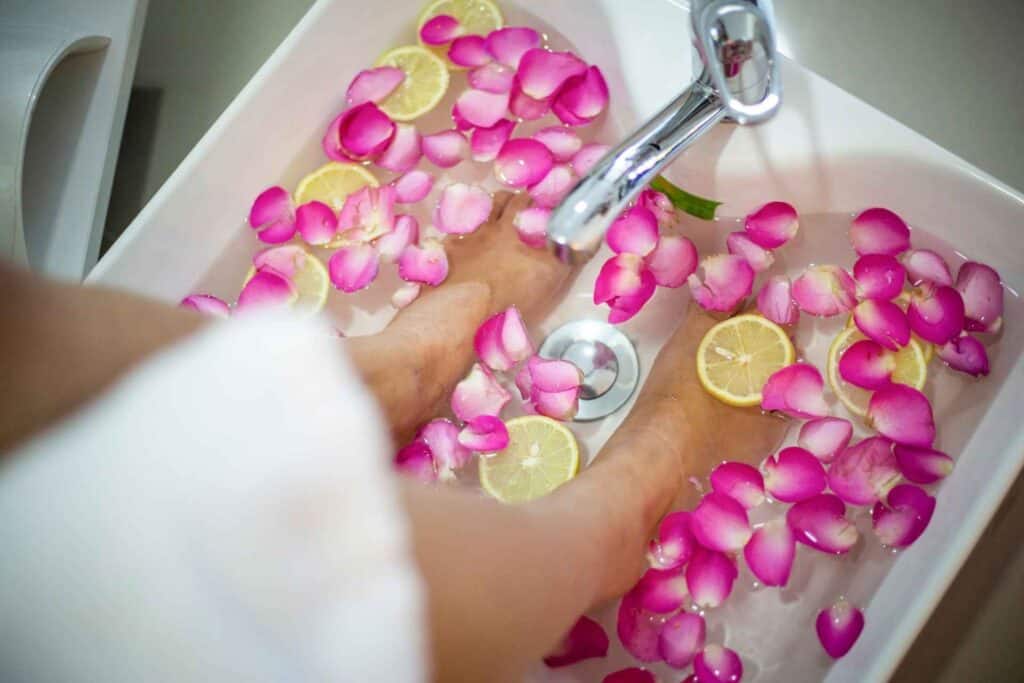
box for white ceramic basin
[90,1,1024,680]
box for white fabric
[0,313,428,682]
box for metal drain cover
[538,319,640,421]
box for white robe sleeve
[0,312,429,682]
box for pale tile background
[104,1,1024,680]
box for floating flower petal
[434,182,493,235]
[903,249,953,287]
[838,339,895,390]
[571,143,610,175]
[394,441,436,482]
[328,243,379,292]
[853,299,911,350]
[419,14,461,45]
[180,294,230,318]
[393,169,435,203]
[792,264,857,317]
[745,201,798,248]
[632,568,690,613]
[377,214,419,263]
[797,417,853,463]
[616,592,663,662]
[470,119,516,162]
[458,415,510,452]
[474,307,533,372]
[338,185,397,240]
[514,206,550,248]
[529,164,576,208]
[494,138,554,187]
[532,386,581,421]
[485,26,541,68]
[867,383,936,447]
[534,126,583,162]
[853,254,906,300]
[659,611,706,669]
[906,283,965,344]
[872,483,935,547]
[850,207,911,256]
[597,256,656,324]
[448,35,491,68]
[645,234,699,288]
[894,444,954,484]
[552,66,610,126]
[422,129,469,168]
[346,66,404,106]
[607,206,659,257]
[956,261,1004,333]
[816,599,864,659]
[398,239,449,286]
[543,615,609,668]
[417,418,472,474]
[376,123,422,173]
[647,511,697,570]
[453,88,510,128]
[295,200,339,246]
[687,254,755,313]
[694,644,743,683]
[469,61,515,93]
[710,462,765,510]
[248,186,295,243]
[760,363,829,419]
[517,48,588,100]
[744,518,796,587]
[756,276,799,325]
[603,668,655,683]
[686,548,738,608]
[786,493,859,554]
[508,81,551,120]
[937,334,990,376]
[451,362,512,422]
[726,231,774,273]
[332,102,396,161]
[690,492,752,553]
[827,436,900,506]
[763,447,827,503]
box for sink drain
[538,320,640,421]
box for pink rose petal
[517,48,588,100]
[659,611,706,669]
[710,461,765,510]
[451,362,511,422]
[743,518,796,587]
[393,169,435,204]
[434,182,493,235]
[470,119,516,162]
[338,185,397,240]
[872,483,935,547]
[853,299,911,350]
[694,644,743,683]
[419,14,462,45]
[647,511,697,571]
[328,243,379,292]
[528,355,581,392]
[604,668,656,683]
[448,35,491,68]
[867,383,936,447]
[797,417,853,463]
[375,123,422,173]
[816,599,864,659]
[763,447,827,503]
[453,88,510,128]
[907,283,965,344]
[513,206,550,248]
[956,261,1004,333]
[474,307,534,372]
[391,282,421,309]
[745,201,798,248]
[903,249,953,287]
[529,164,576,208]
[937,334,990,377]
[508,81,552,120]
[248,186,295,243]
[850,207,911,256]
[690,492,752,553]
[594,253,656,324]
[760,363,829,419]
[532,386,581,421]
[252,244,307,279]
[632,567,690,613]
[417,418,472,474]
[295,200,339,246]
[638,189,681,229]
[377,214,419,263]
[853,254,906,301]
[543,615,609,668]
[607,206,659,257]
[533,126,583,162]
[394,441,436,482]
[469,61,515,93]
[180,294,230,318]
[346,66,404,107]
[838,339,895,390]
[786,493,859,554]
[686,548,738,608]
[485,26,541,68]
[645,234,698,288]
[727,231,774,273]
[451,103,473,131]
[494,138,554,188]
[792,265,857,317]
[398,239,449,286]
[757,275,799,325]
[422,129,469,168]
[333,101,396,161]
[894,444,954,484]
[827,436,900,506]
[552,66,610,126]
[687,254,755,313]
[616,592,663,662]
[457,414,510,452]
[237,268,297,311]
[571,143,610,176]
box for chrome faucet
[547,0,782,263]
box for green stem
[650,175,721,221]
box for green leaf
[650,175,721,221]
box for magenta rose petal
[827,436,901,506]
[533,126,584,162]
[328,243,379,292]
[694,644,743,683]
[451,362,512,422]
[607,206,659,256]
[936,334,990,376]
[616,592,663,663]
[252,244,307,279]
[248,186,295,243]
[727,231,774,273]
[763,447,827,503]
[604,668,656,683]
[552,66,610,126]
[632,567,691,613]
[474,308,533,372]
[850,207,911,256]
[336,102,396,161]
[853,253,906,301]
[376,123,422,173]
[797,417,853,463]
[543,615,609,668]
[838,339,895,390]
[508,81,551,120]
[691,492,752,553]
[295,200,338,246]
[469,61,515,93]
[894,444,954,484]
[594,253,646,305]
[394,441,436,482]
[517,48,588,100]
[453,88,510,128]
[180,294,230,318]
[757,276,799,326]
[345,66,405,106]
[607,267,657,324]
[494,138,554,188]
[710,462,765,510]
[956,261,1004,333]
[422,129,469,168]
[377,214,419,263]
[760,363,829,419]
[907,283,966,344]
[571,143,610,175]
[485,26,541,68]
[337,185,397,239]
[647,511,697,570]
[531,386,581,421]
[529,164,576,208]
[398,239,449,286]
[903,249,953,287]
[743,518,796,587]
[786,493,859,554]
[686,548,738,608]
[417,418,472,474]
[872,483,936,547]
[513,206,550,248]
[792,264,857,317]
[237,268,296,311]
[745,201,799,248]
[448,35,491,68]
[457,415,510,452]
[687,254,755,313]
[528,356,581,393]
[853,299,911,350]
[816,599,865,659]
[393,169,435,203]
[419,14,462,45]
[434,182,493,235]
[645,234,698,288]
[868,383,936,447]
[470,118,516,162]
[659,611,706,669]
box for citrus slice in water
[244,246,330,315]
[374,45,450,120]
[696,314,796,407]
[479,416,579,504]
[417,0,504,67]
[294,162,378,212]
[827,325,928,417]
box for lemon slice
[294,162,378,212]
[374,46,450,121]
[696,314,796,407]
[846,292,935,363]
[479,416,580,504]
[827,325,927,417]
[417,0,504,66]
[245,246,330,315]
